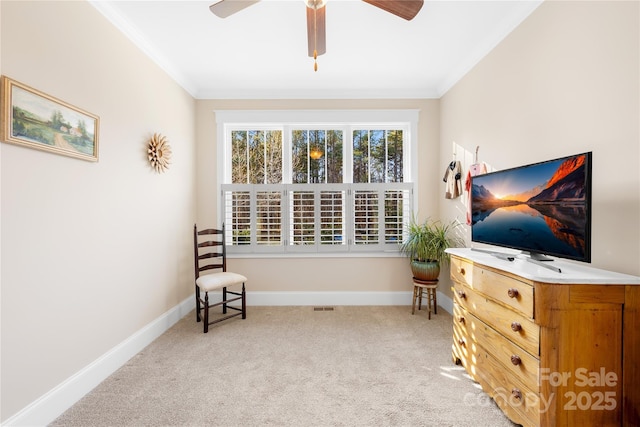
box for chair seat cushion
[196,271,247,292]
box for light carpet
[50,306,516,426]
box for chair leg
[241,282,246,319]
[203,291,209,333]
[222,287,228,314]
[195,285,201,322]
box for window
[216,110,419,255]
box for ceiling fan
[209,0,424,71]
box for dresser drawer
[474,313,540,391]
[454,302,539,392]
[476,347,541,427]
[451,256,534,318]
[452,303,477,374]
[453,283,540,357]
[451,256,474,287]
[455,305,540,427]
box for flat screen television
[471,152,592,264]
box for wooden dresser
[447,248,640,427]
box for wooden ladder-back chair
[193,223,247,333]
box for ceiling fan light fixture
[305,0,327,10]
[307,0,326,71]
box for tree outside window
[224,122,411,253]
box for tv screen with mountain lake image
[471,152,592,263]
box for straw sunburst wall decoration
[147,133,172,173]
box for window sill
[227,251,405,259]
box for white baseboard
[2,296,195,427]
[247,291,413,306]
[3,291,453,426]
[246,290,454,315]
[437,291,453,315]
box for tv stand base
[525,256,562,273]
[470,247,515,261]
[470,248,562,273]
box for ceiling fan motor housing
[209,0,424,67]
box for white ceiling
[91,0,542,99]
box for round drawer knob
[459,267,466,276]
[458,339,465,347]
[511,388,522,400]
[507,288,519,298]
[510,355,522,366]
[457,290,466,299]
[458,316,465,324]
[511,322,522,332]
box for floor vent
[313,307,335,311]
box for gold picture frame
[1,76,99,161]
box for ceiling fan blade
[362,0,424,21]
[209,0,260,18]
[306,5,326,57]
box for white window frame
[215,110,420,257]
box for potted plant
[400,217,464,281]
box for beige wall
[439,0,640,291]
[1,1,196,421]
[195,99,440,293]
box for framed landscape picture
[1,76,99,161]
